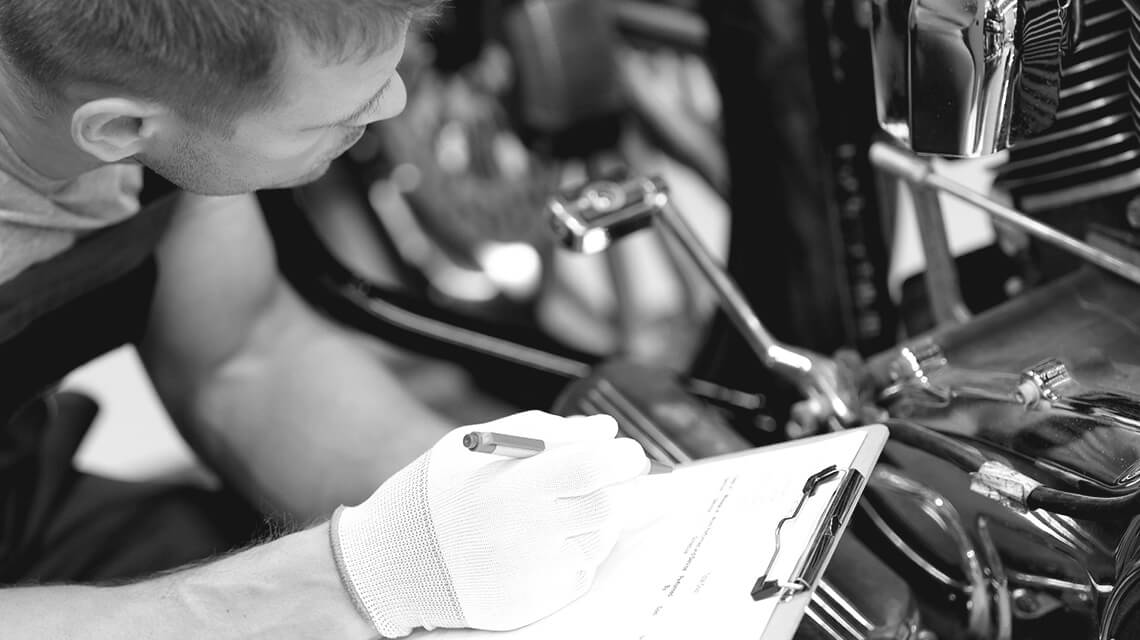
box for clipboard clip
[751,464,864,602]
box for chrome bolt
[1127,195,1140,229]
[1012,589,1039,615]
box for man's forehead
[270,27,408,121]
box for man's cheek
[234,129,328,163]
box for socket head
[546,175,668,254]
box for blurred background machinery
[256,1,1140,638]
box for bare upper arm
[139,192,287,402]
[137,192,452,513]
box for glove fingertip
[610,437,652,480]
[561,438,651,494]
[566,414,620,440]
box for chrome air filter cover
[994,0,1140,212]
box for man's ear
[71,98,167,163]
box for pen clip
[751,465,863,602]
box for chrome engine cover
[863,266,1140,635]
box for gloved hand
[330,411,649,637]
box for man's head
[0,0,442,195]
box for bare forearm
[141,193,454,521]
[0,525,373,640]
[187,322,453,520]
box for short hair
[0,0,444,125]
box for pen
[463,431,674,474]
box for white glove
[330,411,649,637]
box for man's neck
[0,68,102,181]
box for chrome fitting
[970,461,1043,513]
[888,340,948,386]
[1015,358,1073,408]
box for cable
[881,419,1140,519]
[881,418,988,472]
[1025,485,1140,519]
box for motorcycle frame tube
[869,142,1140,287]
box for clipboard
[411,425,888,640]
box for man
[0,1,651,637]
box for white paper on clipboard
[411,425,888,640]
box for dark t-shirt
[0,170,178,578]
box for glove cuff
[329,454,466,637]
[330,506,388,634]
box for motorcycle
[260,1,1140,638]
